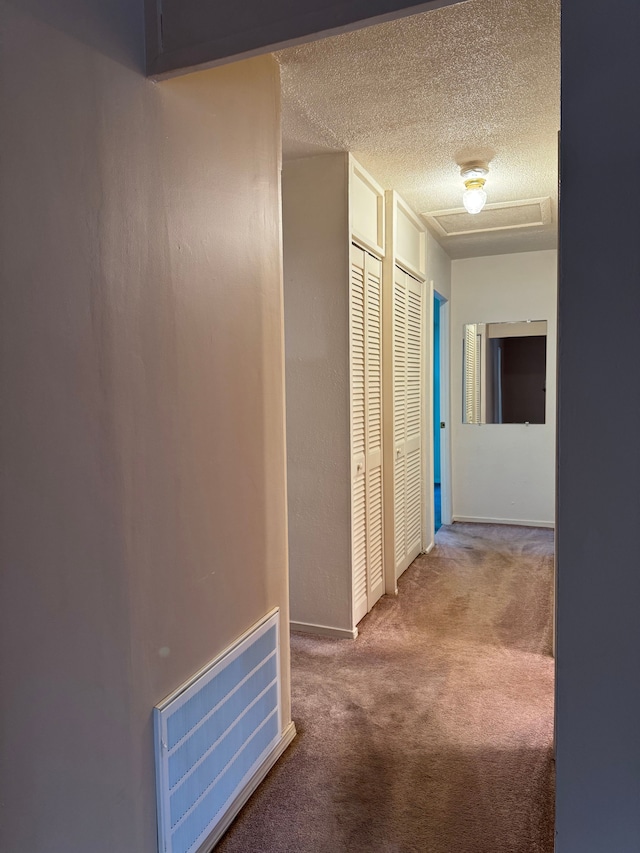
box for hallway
[218,524,555,852]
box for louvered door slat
[352,472,368,624]
[392,268,424,576]
[394,452,406,566]
[392,267,407,573]
[351,245,368,626]
[464,323,479,424]
[405,445,422,557]
[351,260,366,458]
[350,245,385,626]
[393,271,406,441]
[365,256,384,609]
[406,286,422,440]
[367,466,384,598]
[405,277,423,563]
[366,263,383,456]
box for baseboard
[452,516,555,529]
[423,539,435,554]
[290,621,358,640]
[200,721,297,853]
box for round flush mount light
[460,162,489,214]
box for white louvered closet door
[392,266,407,573]
[364,254,385,610]
[464,323,480,424]
[392,266,424,578]
[404,276,423,562]
[350,244,384,626]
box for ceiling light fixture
[460,162,489,214]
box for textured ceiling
[276,0,560,259]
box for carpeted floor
[217,522,555,853]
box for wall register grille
[154,610,281,853]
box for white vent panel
[154,611,281,853]
[423,197,552,238]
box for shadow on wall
[5,0,145,71]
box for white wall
[451,250,557,526]
[282,154,353,632]
[0,5,289,850]
[427,231,452,300]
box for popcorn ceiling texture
[276,0,560,259]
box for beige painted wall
[450,250,557,526]
[282,154,353,631]
[0,5,289,851]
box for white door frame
[438,297,453,526]
[422,282,453,550]
[422,281,435,553]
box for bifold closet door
[392,266,424,578]
[351,244,384,626]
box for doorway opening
[433,292,444,530]
[276,1,559,851]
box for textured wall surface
[283,154,353,631]
[0,3,289,850]
[451,250,557,526]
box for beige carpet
[217,523,555,852]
